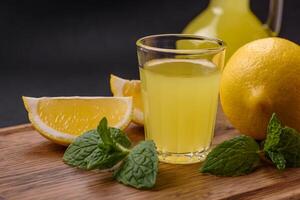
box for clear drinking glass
[136,34,226,164]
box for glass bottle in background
[182,0,283,60]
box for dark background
[0,0,299,127]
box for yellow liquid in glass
[140,59,221,164]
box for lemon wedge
[110,74,143,125]
[23,96,132,145]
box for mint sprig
[63,117,158,189]
[201,113,300,176]
[264,114,300,169]
[63,118,131,170]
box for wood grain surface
[1,111,300,200]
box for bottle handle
[265,0,284,36]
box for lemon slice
[23,96,133,145]
[110,74,143,125]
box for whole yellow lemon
[220,37,300,140]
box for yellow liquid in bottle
[140,59,221,164]
[182,0,270,59]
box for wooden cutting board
[1,112,300,200]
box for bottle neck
[209,0,250,12]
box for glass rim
[136,34,226,55]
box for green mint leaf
[63,130,100,169]
[278,127,300,167]
[97,118,131,153]
[109,127,132,149]
[97,117,114,151]
[114,140,158,189]
[264,113,286,169]
[264,114,300,169]
[264,113,282,151]
[200,135,260,176]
